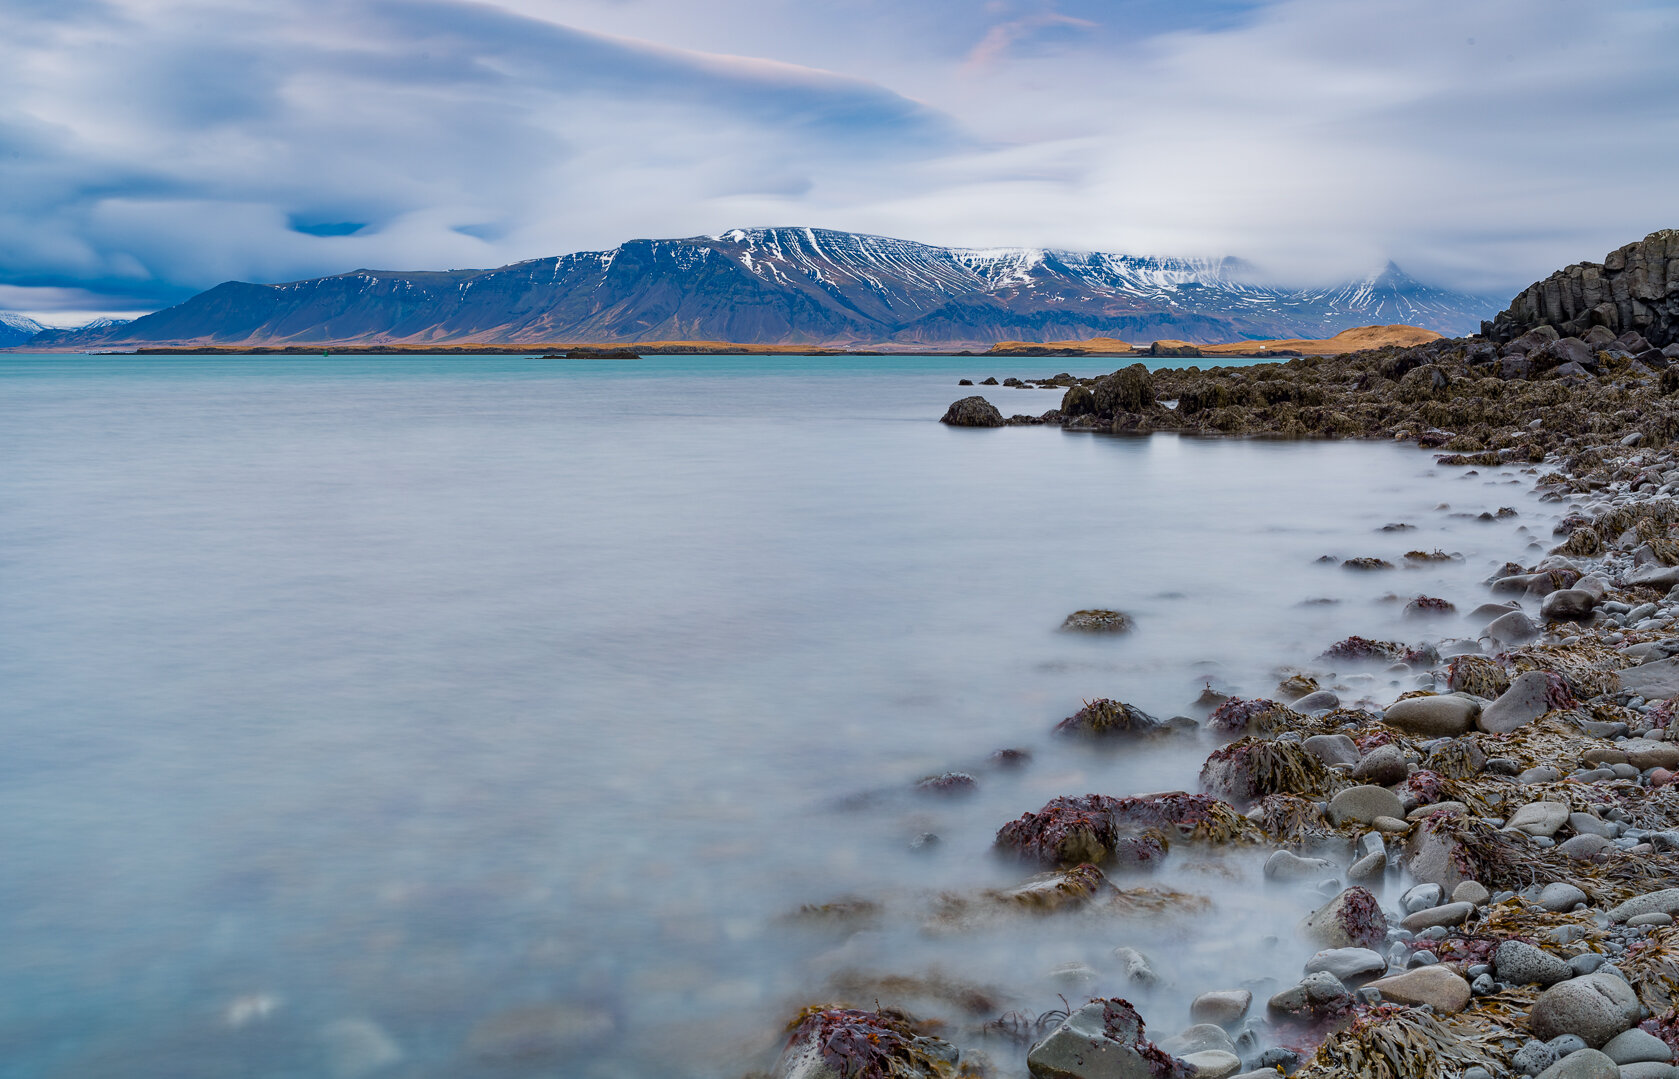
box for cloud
[0,0,1676,316]
[964,9,1098,70]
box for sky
[2,0,1677,324]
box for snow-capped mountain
[0,312,47,347]
[22,317,136,350]
[36,228,1499,349]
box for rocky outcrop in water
[1485,230,1679,350]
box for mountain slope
[0,313,47,347]
[40,228,1499,349]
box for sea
[0,353,1560,1078]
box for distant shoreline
[13,324,1439,361]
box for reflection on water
[0,355,1555,1077]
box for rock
[1621,658,1679,699]
[1293,689,1341,711]
[1540,882,1590,912]
[1383,694,1480,737]
[1604,1028,1674,1065]
[1453,881,1491,905]
[1112,947,1160,987]
[1352,744,1411,786]
[1629,566,1679,589]
[1406,817,1474,893]
[1400,901,1474,932]
[940,396,1004,427]
[1365,966,1472,1014]
[1622,739,1679,770]
[1268,971,1351,1021]
[1026,999,1172,1079]
[1264,849,1337,881]
[1628,913,1674,928]
[1347,849,1386,881]
[1061,610,1134,634]
[1303,947,1387,982]
[1300,886,1388,950]
[1607,888,1679,924]
[1189,989,1251,1028]
[1303,734,1360,768]
[1507,801,1571,838]
[1533,1049,1624,1079]
[1489,609,1543,646]
[1200,738,1332,803]
[996,795,1152,868]
[1481,671,1560,734]
[1516,1040,1559,1075]
[1327,784,1405,826]
[1571,955,1610,977]
[1558,834,1615,861]
[1529,973,1643,1047]
[1055,700,1165,739]
[1495,940,1575,987]
[1179,1051,1241,1078]
[1620,1063,1679,1079]
[1401,883,1444,913]
[1158,1024,1233,1057]
[319,1019,403,1079]
[1542,589,1599,621]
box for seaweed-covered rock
[1026,998,1189,1079]
[1061,609,1134,634]
[1107,791,1260,844]
[1200,738,1334,804]
[1205,697,1306,739]
[996,795,1124,868]
[1300,886,1388,950]
[1322,636,1407,663]
[1448,654,1512,698]
[775,1006,959,1079]
[940,396,1004,427]
[1057,699,1165,738]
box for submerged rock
[1056,699,1166,739]
[776,1007,959,1079]
[1061,609,1134,634]
[996,795,1166,869]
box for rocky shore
[751,235,1679,1079]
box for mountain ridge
[8,227,1499,349]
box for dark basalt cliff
[1484,230,1679,349]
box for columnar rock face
[1484,230,1679,348]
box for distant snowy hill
[37,228,1500,348]
[0,312,47,347]
[24,317,135,349]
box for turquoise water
[0,354,1553,1078]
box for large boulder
[940,396,1005,427]
[1026,998,1188,1079]
[1528,973,1643,1047]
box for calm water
[0,354,1557,1078]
